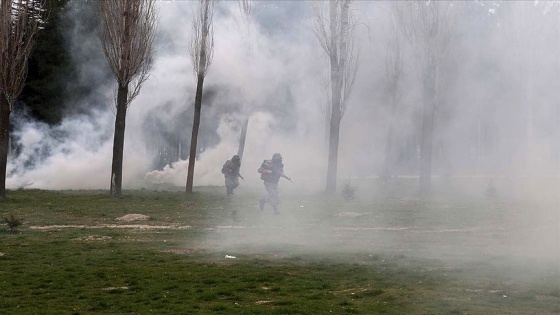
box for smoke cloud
[4,1,557,190]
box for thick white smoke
[5,1,560,196]
[7,1,329,191]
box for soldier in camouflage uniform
[222,155,243,196]
[258,153,290,215]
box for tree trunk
[419,65,436,196]
[186,0,211,194]
[326,50,341,194]
[325,0,341,195]
[382,87,399,183]
[237,117,249,162]
[326,113,341,194]
[325,59,342,194]
[382,120,395,183]
[0,97,10,200]
[110,84,128,198]
[186,74,205,194]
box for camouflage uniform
[258,153,286,214]
[222,155,241,196]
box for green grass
[0,184,558,314]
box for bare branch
[238,0,251,25]
[0,0,46,110]
[98,0,157,106]
[385,4,404,106]
[313,0,359,119]
[189,0,214,79]
[312,1,332,54]
[395,1,457,71]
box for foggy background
[5,1,559,193]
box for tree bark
[382,115,396,183]
[186,74,205,193]
[110,84,128,197]
[419,64,436,196]
[326,47,341,194]
[325,68,342,193]
[237,117,249,162]
[325,1,341,195]
[326,113,341,194]
[0,97,10,200]
[186,0,211,194]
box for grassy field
[1,181,559,314]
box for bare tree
[313,0,359,194]
[381,6,404,185]
[498,2,557,171]
[238,0,251,27]
[0,0,45,200]
[186,0,214,194]
[98,0,157,197]
[396,1,457,196]
[236,0,251,163]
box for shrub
[3,214,22,234]
[341,182,357,201]
[485,182,497,199]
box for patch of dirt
[0,252,5,257]
[73,235,113,241]
[465,289,505,294]
[162,249,195,255]
[337,212,367,218]
[421,266,462,273]
[102,286,129,291]
[255,300,273,305]
[116,214,150,222]
[330,287,376,295]
[215,225,250,229]
[29,224,192,230]
[413,227,505,234]
[535,295,560,302]
[334,227,410,231]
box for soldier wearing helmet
[258,153,291,215]
[222,154,243,196]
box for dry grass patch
[162,249,195,255]
[73,235,113,241]
[116,214,150,221]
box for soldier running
[258,153,291,215]
[222,155,243,196]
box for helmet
[272,153,282,160]
[232,155,240,160]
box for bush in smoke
[341,182,357,201]
[485,181,497,199]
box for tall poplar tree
[0,0,46,200]
[98,0,157,197]
[313,0,359,194]
[186,0,214,194]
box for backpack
[222,160,231,175]
[258,159,283,181]
[258,160,272,181]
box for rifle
[238,173,245,181]
[282,174,293,183]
